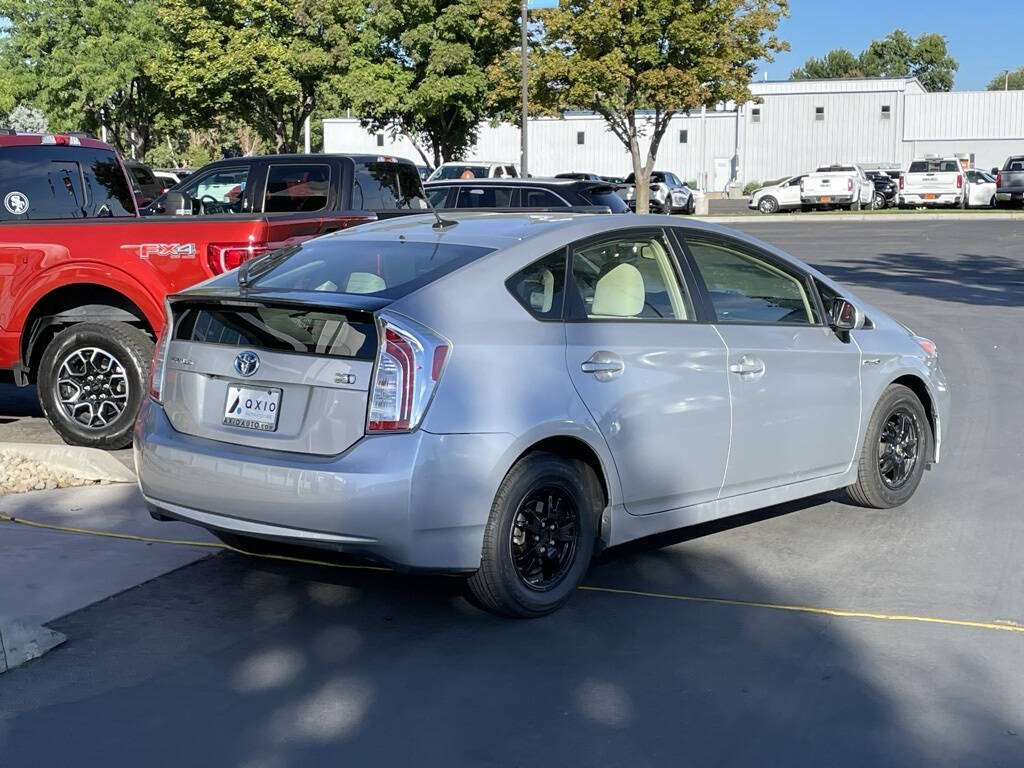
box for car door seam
[712,324,733,501]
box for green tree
[988,67,1024,90]
[0,0,168,156]
[534,0,788,213]
[789,49,863,80]
[340,0,522,167]
[791,29,958,92]
[158,0,361,153]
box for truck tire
[37,321,154,450]
[851,198,862,212]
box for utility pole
[520,0,528,177]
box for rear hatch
[803,171,851,197]
[162,294,384,455]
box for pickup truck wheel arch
[21,284,154,382]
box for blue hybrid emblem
[234,351,260,377]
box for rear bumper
[899,193,962,206]
[802,194,854,205]
[995,190,1024,201]
[135,399,515,571]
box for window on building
[577,131,585,145]
[881,105,891,119]
[376,133,384,147]
[815,106,825,121]
[679,129,689,143]
[751,108,761,123]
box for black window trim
[562,226,699,325]
[670,228,827,328]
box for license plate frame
[223,385,282,432]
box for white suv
[427,162,519,181]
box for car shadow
[2,531,1021,766]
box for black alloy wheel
[877,407,920,490]
[509,487,579,591]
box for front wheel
[758,196,779,214]
[841,384,932,509]
[871,192,886,210]
[468,452,601,617]
[37,321,154,449]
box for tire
[850,198,862,212]
[686,196,696,214]
[468,452,601,618]
[758,196,779,214]
[871,192,885,210]
[841,384,932,509]
[37,321,154,449]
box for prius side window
[686,239,816,325]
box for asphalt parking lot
[2,220,1023,766]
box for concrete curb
[0,442,136,483]
[0,617,67,674]
[696,212,1024,224]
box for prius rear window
[245,239,495,299]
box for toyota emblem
[234,351,260,377]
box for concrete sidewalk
[1,483,218,627]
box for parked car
[153,169,185,186]
[600,175,626,184]
[622,171,695,214]
[864,171,899,209]
[555,172,602,181]
[800,164,874,211]
[965,169,997,208]
[137,212,949,617]
[415,165,433,181]
[748,175,807,214]
[424,178,629,213]
[0,136,429,447]
[899,157,966,208]
[427,161,519,181]
[124,159,164,207]
[995,155,1024,208]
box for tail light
[899,176,904,190]
[148,301,173,402]
[367,315,450,433]
[799,180,804,192]
[847,178,853,192]
[957,175,963,189]
[915,336,938,358]
[996,173,1002,188]
[207,241,273,274]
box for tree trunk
[629,132,650,214]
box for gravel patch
[0,450,109,495]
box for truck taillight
[899,175,904,190]
[957,175,963,189]
[847,178,853,191]
[996,172,1002,188]
[207,242,273,274]
[367,315,450,433]
[148,301,173,402]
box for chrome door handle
[581,352,624,381]
[728,355,765,377]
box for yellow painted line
[578,584,1024,635]
[3,512,1022,634]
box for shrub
[742,181,761,196]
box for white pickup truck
[899,157,967,208]
[800,164,874,211]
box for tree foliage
[534,0,788,212]
[158,0,362,153]
[340,0,521,167]
[988,67,1024,91]
[6,104,49,132]
[791,29,958,92]
[0,0,168,156]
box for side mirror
[831,297,865,333]
[164,190,193,215]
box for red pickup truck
[0,132,428,448]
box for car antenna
[424,186,457,231]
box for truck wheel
[37,321,154,449]
[851,198,862,212]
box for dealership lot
[2,220,1023,766]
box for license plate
[924,193,936,200]
[223,386,281,432]
[820,196,831,203]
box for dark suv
[423,177,628,212]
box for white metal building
[323,78,1024,191]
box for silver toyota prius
[136,212,950,617]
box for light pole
[520,0,528,177]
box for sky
[528,0,1022,91]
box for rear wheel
[37,321,153,449]
[871,192,886,210]
[468,452,601,617]
[842,384,932,509]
